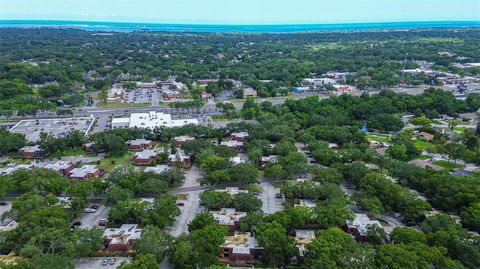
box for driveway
[74,257,131,269]
[165,190,202,237]
[182,166,202,188]
[260,182,284,214]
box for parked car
[98,218,108,226]
[0,201,7,206]
[90,204,100,209]
[109,258,116,265]
[346,184,356,189]
[275,193,284,199]
[102,258,109,266]
[252,191,261,196]
[176,202,185,206]
[72,221,82,226]
[83,208,96,213]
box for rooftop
[69,165,99,178]
[294,199,317,208]
[215,187,248,196]
[143,165,170,174]
[221,232,260,254]
[19,145,42,152]
[347,213,381,236]
[103,224,142,245]
[231,132,249,138]
[44,161,73,172]
[126,139,152,146]
[133,150,158,160]
[112,112,198,130]
[220,140,243,147]
[210,208,247,226]
[295,229,316,255]
[10,117,95,142]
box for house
[243,87,257,98]
[44,161,75,176]
[174,135,195,146]
[260,155,279,168]
[143,165,170,174]
[125,139,154,150]
[230,132,249,142]
[167,150,191,168]
[365,163,380,172]
[229,156,246,165]
[0,164,35,175]
[18,145,44,158]
[132,150,159,165]
[219,232,262,264]
[68,165,101,180]
[345,213,382,240]
[201,92,213,99]
[294,230,315,262]
[103,224,142,252]
[418,132,434,142]
[294,199,316,208]
[82,142,96,152]
[328,143,339,149]
[210,208,247,234]
[220,140,244,151]
[0,218,18,232]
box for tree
[387,143,408,161]
[118,254,158,269]
[133,226,173,262]
[411,116,432,127]
[390,227,427,244]
[264,164,288,179]
[460,203,480,232]
[188,212,217,232]
[366,224,388,245]
[367,114,404,132]
[0,127,26,155]
[106,186,133,206]
[448,119,461,132]
[232,193,262,213]
[71,228,104,257]
[200,190,232,210]
[313,199,354,229]
[374,244,420,269]
[256,221,296,267]
[30,254,74,269]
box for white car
[83,208,96,213]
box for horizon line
[1,19,480,27]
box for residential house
[219,232,262,264]
[201,92,213,99]
[260,155,279,168]
[220,140,244,152]
[44,161,75,176]
[210,208,247,234]
[294,230,315,262]
[174,135,195,146]
[18,145,44,158]
[418,132,434,142]
[0,164,35,175]
[143,165,170,174]
[345,213,382,241]
[229,156,246,165]
[132,150,159,165]
[82,142,96,152]
[294,199,316,208]
[167,150,191,168]
[125,139,154,150]
[230,132,249,142]
[68,165,101,180]
[243,87,257,98]
[215,187,248,196]
[103,224,142,252]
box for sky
[1,0,479,25]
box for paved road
[260,181,284,214]
[74,257,131,269]
[182,166,202,188]
[76,205,110,229]
[165,190,202,237]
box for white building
[112,111,199,130]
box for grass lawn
[418,154,432,160]
[453,127,467,133]
[432,160,463,170]
[211,115,233,122]
[414,140,435,151]
[366,135,391,143]
[176,194,188,200]
[49,148,84,158]
[96,153,133,172]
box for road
[74,257,131,269]
[260,181,284,214]
[76,205,110,229]
[165,190,202,237]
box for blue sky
[1,0,479,24]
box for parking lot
[75,205,110,229]
[124,88,154,104]
[0,201,12,217]
[74,257,131,269]
[260,182,284,214]
[166,190,202,237]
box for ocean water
[0,20,479,33]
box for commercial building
[219,232,262,264]
[10,117,95,142]
[125,139,154,150]
[210,208,247,234]
[112,112,198,130]
[44,161,75,176]
[68,165,102,180]
[18,145,44,158]
[345,213,382,240]
[103,224,142,252]
[132,150,159,165]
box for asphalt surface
[76,205,110,229]
[74,257,131,269]
[260,181,284,214]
